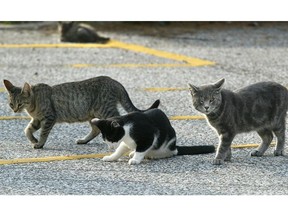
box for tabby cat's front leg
[34,116,56,149]
[213,132,234,165]
[24,119,41,144]
[77,122,100,144]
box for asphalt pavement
[0,22,288,197]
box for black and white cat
[91,108,215,165]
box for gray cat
[3,76,160,149]
[188,78,288,165]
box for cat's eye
[199,96,204,104]
[9,103,13,108]
[210,98,215,103]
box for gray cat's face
[188,78,225,115]
[3,80,32,113]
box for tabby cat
[3,76,159,149]
[188,78,288,165]
[92,108,215,165]
[58,21,110,43]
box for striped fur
[3,76,159,149]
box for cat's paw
[224,154,231,161]
[31,139,38,145]
[128,158,141,165]
[274,150,285,156]
[28,136,38,144]
[102,155,115,162]
[76,139,88,145]
[212,159,224,165]
[129,151,135,158]
[224,157,231,162]
[250,150,263,157]
[33,143,44,149]
[26,134,38,144]
[30,138,38,144]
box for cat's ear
[91,118,106,132]
[111,121,120,128]
[3,80,15,93]
[188,83,199,96]
[213,78,225,91]
[91,118,100,122]
[62,21,74,28]
[21,82,32,97]
[91,118,101,127]
[68,21,75,26]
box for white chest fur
[104,124,136,150]
[121,124,136,150]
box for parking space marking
[0,43,110,48]
[232,142,276,149]
[170,115,205,120]
[0,142,277,166]
[71,64,94,68]
[110,40,215,66]
[0,115,205,121]
[0,153,109,165]
[0,86,191,93]
[144,87,188,92]
[144,86,288,92]
[70,63,196,68]
[0,116,30,120]
[0,40,215,67]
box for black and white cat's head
[188,78,225,115]
[91,118,125,145]
[3,80,33,113]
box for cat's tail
[95,36,110,44]
[119,88,160,113]
[176,145,215,155]
[146,99,160,110]
[125,99,160,112]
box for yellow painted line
[70,63,196,68]
[0,142,278,165]
[0,43,112,48]
[146,86,288,92]
[0,153,109,165]
[144,87,189,92]
[110,40,215,66]
[0,40,215,67]
[0,85,201,93]
[231,142,276,149]
[71,64,94,68]
[0,116,31,120]
[1,115,206,121]
[169,115,205,120]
